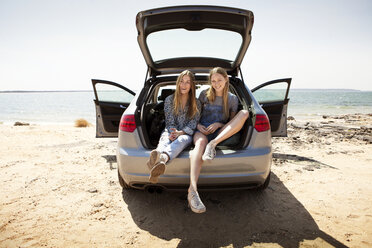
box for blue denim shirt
[199,89,238,127]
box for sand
[0,114,371,248]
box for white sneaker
[188,190,206,213]
[159,153,169,164]
[202,142,216,161]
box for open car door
[252,78,291,137]
[92,79,135,138]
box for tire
[118,169,130,189]
[257,172,270,191]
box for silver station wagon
[92,6,291,191]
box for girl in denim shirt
[147,70,201,183]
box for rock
[98,215,106,221]
[291,123,308,129]
[88,188,98,193]
[362,136,372,144]
[309,122,321,129]
[287,116,295,121]
[360,126,372,133]
[94,203,104,208]
[14,122,30,126]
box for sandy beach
[0,114,371,248]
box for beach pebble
[94,203,104,208]
[291,123,307,129]
[98,215,106,221]
[88,188,98,193]
[362,136,372,144]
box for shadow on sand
[120,172,348,247]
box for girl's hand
[197,124,209,135]
[206,122,223,134]
[169,128,184,141]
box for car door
[92,79,135,138]
[251,78,291,137]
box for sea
[0,89,371,125]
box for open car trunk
[137,75,253,150]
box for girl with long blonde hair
[147,70,201,183]
[187,67,249,213]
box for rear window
[147,28,242,62]
[150,82,243,106]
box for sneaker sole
[147,150,159,170]
[149,162,165,183]
[188,203,206,213]
[201,155,213,162]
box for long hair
[206,67,230,119]
[173,70,198,118]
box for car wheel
[257,172,270,191]
[118,169,130,189]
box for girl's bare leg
[188,132,208,213]
[189,132,208,192]
[213,110,249,145]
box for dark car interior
[142,77,252,150]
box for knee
[177,134,190,142]
[191,139,207,156]
[195,138,208,148]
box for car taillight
[254,114,270,132]
[120,114,136,132]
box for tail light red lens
[254,114,270,132]
[120,114,136,132]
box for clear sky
[1,0,371,91]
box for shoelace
[205,144,216,159]
[189,191,204,208]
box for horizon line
[1,88,371,93]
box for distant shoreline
[0,90,93,93]
[0,88,370,93]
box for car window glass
[196,84,210,98]
[156,85,176,102]
[153,83,243,106]
[154,83,210,103]
[252,82,288,102]
[147,28,242,62]
[95,83,134,103]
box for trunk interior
[139,75,253,150]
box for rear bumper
[117,145,272,191]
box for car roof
[136,5,254,77]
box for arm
[196,90,210,135]
[164,95,177,131]
[228,94,239,121]
[182,99,201,136]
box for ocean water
[287,89,372,119]
[0,91,96,125]
[0,90,371,125]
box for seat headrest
[158,89,175,101]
